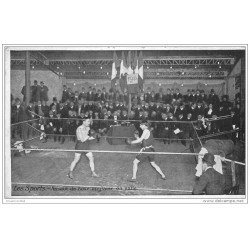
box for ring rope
[11,118,40,126]
[27,110,234,124]
[9,146,246,165]
[44,133,194,141]
[198,129,240,140]
[11,147,200,156]
[11,182,193,194]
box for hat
[202,153,216,166]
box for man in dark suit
[208,89,220,110]
[193,153,225,195]
[62,85,70,103]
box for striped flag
[127,51,139,94]
[119,51,128,92]
[127,51,133,75]
[111,51,119,89]
[138,51,144,91]
[120,51,128,77]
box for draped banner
[127,73,139,93]
[127,73,138,85]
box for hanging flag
[119,51,128,92]
[127,51,133,75]
[111,51,118,90]
[138,51,144,91]
[126,51,140,94]
[120,51,128,77]
[134,51,138,74]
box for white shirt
[76,125,90,142]
[195,147,223,177]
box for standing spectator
[144,87,152,103]
[95,89,102,102]
[101,87,109,101]
[184,89,193,104]
[86,87,94,101]
[207,89,220,110]
[200,90,207,103]
[62,85,69,103]
[73,91,80,103]
[11,98,27,139]
[40,81,49,105]
[155,88,164,102]
[21,84,32,102]
[164,88,172,104]
[31,80,40,104]
[174,88,182,101]
[67,87,75,102]
[79,87,87,101]
[41,101,50,117]
[195,89,203,103]
[21,85,26,102]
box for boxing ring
[10,116,245,196]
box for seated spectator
[193,153,225,195]
[204,103,216,119]
[50,97,59,112]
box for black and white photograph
[3,45,247,202]
[1,1,250,250]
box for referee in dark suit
[193,153,225,195]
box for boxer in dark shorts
[127,120,166,182]
[68,119,99,179]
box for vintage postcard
[3,45,247,204]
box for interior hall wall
[11,70,63,102]
[66,78,224,96]
[66,79,111,94]
[143,78,224,96]
[226,59,241,101]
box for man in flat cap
[193,153,225,195]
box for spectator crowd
[11,80,242,145]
